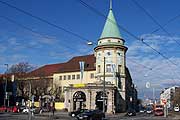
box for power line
[0,15,86,54]
[127,58,153,70]
[0,16,95,59]
[78,0,177,66]
[151,13,180,34]
[0,0,96,45]
[1,0,178,74]
[131,0,180,46]
[0,0,155,71]
[79,0,180,86]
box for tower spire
[99,0,122,39]
[110,0,112,10]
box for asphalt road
[0,112,179,120]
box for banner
[111,64,116,78]
[79,61,85,80]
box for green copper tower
[100,0,122,39]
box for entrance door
[73,91,86,110]
[95,91,107,112]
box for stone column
[107,90,114,114]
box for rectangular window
[106,64,112,72]
[59,76,62,80]
[72,75,75,80]
[98,65,101,73]
[90,73,94,79]
[77,74,80,79]
[63,75,66,80]
[68,75,71,80]
[118,65,121,73]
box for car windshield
[156,109,163,112]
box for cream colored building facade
[52,3,137,113]
[53,70,97,92]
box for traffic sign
[146,82,151,88]
[162,99,167,104]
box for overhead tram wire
[126,58,153,71]
[0,1,154,71]
[0,15,87,55]
[151,13,180,34]
[79,0,180,84]
[1,0,178,80]
[0,0,96,46]
[78,0,177,66]
[130,0,180,83]
[131,0,180,46]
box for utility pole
[4,64,8,107]
[28,80,32,120]
[103,57,106,114]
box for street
[0,112,179,120]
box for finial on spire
[110,0,112,10]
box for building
[8,1,138,113]
[160,86,179,108]
[52,3,137,113]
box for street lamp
[4,64,8,106]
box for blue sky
[0,0,180,99]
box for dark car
[18,106,26,112]
[69,109,88,117]
[76,109,105,120]
[127,109,136,116]
[146,107,153,114]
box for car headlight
[83,115,88,118]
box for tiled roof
[28,54,96,77]
[0,74,3,78]
[28,63,65,77]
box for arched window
[73,91,86,102]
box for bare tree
[8,62,35,98]
[8,62,34,74]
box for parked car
[154,109,164,116]
[139,106,146,113]
[7,106,19,113]
[22,106,41,114]
[0,106,7,112]
[139,109,146,113]
[12,106,19,113]
[76,109,105,120]
[22,107,29,113]
[18,106,26,112]
[174,106,179,112]
[127,109,136,116]
[146,107,153,114]
[69,109,87,117]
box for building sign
[73,84,85,88]
[73,98,85,102]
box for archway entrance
[95,91,107,112]
[73,91,86,110]
[40,95,54,111]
